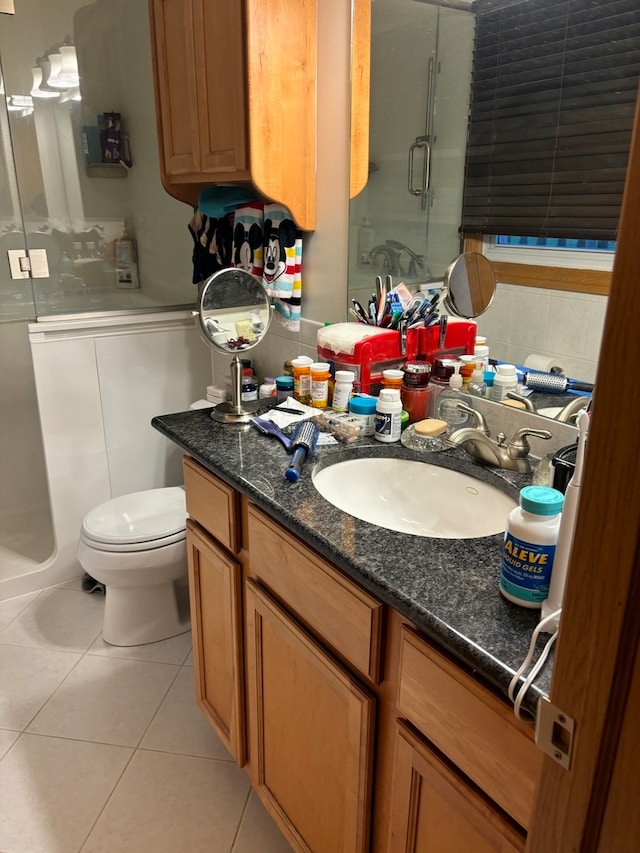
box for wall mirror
[0,0,194,322]
[348,0,612,415]
[197,268,272,424]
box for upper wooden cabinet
[148,0,317,229]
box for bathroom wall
[476,282,606,384]
[0,311,212,600]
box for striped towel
[262,203,302,332]
[232,202,264,276]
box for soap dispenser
[358,217,375,266]
[436,362,472,431]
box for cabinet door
[186,519,245,765]
[388,721,525,853]
[150,0,201,176]
[195,0,249,175]
[245,579,375,853]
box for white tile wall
[476,283,605,384]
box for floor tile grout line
[76,741,138,853]
[0,588,44,634]
[229,788,254,853]
[132,662,183,750]
[17,646,88,734]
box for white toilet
[77,487,190,646]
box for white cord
[508,608,562,720]
[513,631,558,721]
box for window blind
[461,0,640,240]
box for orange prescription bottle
[292,356,313,404]
[310,362,331,408]
[382,369,404,390]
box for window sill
[463,235,611,296]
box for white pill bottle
[500,485,564,608]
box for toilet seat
[81,487,187,550]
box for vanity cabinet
[148,0,317,229]
[183,457,246,765]
[180,454,540,852]
[388,722,524,852]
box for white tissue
[317,322,391,356]
[523,354,564,374]
[259,397,316,429]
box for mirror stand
[196,268,272,424]
[210,354,263,424]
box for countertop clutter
[152,407,554,715]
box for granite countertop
[152,407,557,716]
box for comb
[285,421,320,482]
[249,417,292,450]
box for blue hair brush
[285,421,319,482]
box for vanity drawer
[247,505,384,683]
[396,626,542,830]
[183,456,240,553]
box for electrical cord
[508,608,562,721]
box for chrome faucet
[506,391,589,424]
[369,244,401,275]
[448,425,553,474]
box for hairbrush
[285,421,320,483]
[523,372,594,394]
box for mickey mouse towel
[261,203,302,332]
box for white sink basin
[312,457,517,539]
[537,406,562,418]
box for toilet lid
[82,487,187,546]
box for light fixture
[6,94,34,116]
[46,44,79,89]
[30,65,60,99]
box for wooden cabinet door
[186,519,245,765]
[195,0,249,176]
[245,579,375,853]
[149,0,201,176]
[388,721,525,853]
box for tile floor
[0,580,292,853]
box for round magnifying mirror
[196,268,272,423]
[442,252,496,318]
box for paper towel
[523,354,564,374]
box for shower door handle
[407,136,431,207]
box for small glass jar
[402,361,431,387]
[241,369,258,402]
[401,384,431,423]
[310,362,331,408]
[275,375,294,403]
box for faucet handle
[456,403,490,435]
[508,427,553,459]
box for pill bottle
[241,369,258,402]
[459,356,477,390]
[291,356,313,404]
[310,362,331,409]
[259,376,277,399]
[332,370,355,413]
[490,363,518,402]
[473,343,490,373]
[374,388,402,443]
[275,375,294,403]
[382,369,404,391]
[500,486,565,608]
[349,395,377,436]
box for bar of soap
[414,419,447,436]
[502,399,526,410]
